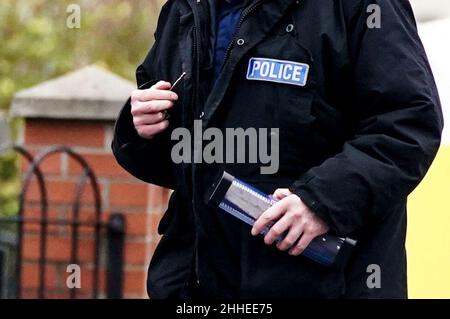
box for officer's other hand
[251,188,329,256]
[130,81,178,139]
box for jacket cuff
[289,175,336,234]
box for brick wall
[20,118,170,299]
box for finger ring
[162,111,170,120]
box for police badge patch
[246,57,309,86]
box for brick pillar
[11,66,169,299]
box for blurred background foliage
[0,0,164,217]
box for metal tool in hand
[161,72,186,120]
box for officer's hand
[251,188,329,256]
[130,81,178,139]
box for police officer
[112,0,443,299]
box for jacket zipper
[188,0,202,289]
[221,0,264,70]
[188,0,263,290]
[192,9,202,118]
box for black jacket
[112,0,443,299]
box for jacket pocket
[278,91,315,136]
[250,28,318,136]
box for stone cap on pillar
[10,65,135,121]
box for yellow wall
[407,146,450,298]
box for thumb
[272,188,292,200]
[151,80,172,90]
